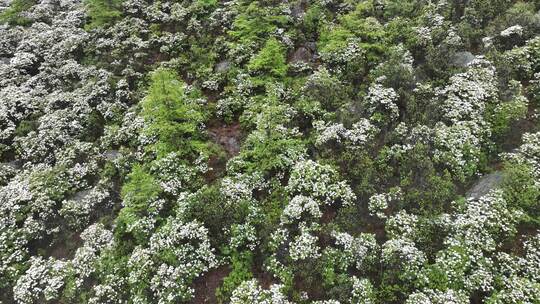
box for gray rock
[451,51,476,67]
[305,42,317,53]
[103,150,121,160]
[3,161,20,169]
[71,189,91,202]
[208,124,241,157]
[226,137,240,155]
[291,0,308,19]
[466,171,505,199]
[290,46,313,63]
[215,60,231,73]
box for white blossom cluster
[220,172,265,207]
[151,152,208,195]
[267,159,357,278]
[72,223,114,280]
[229,223,259,251]
[288,224,321,261]
[313,119,378,149]
[350,276,375,304]
[12,223,114,303]
[433,59,498,179]
[13,257,68,304]
[320,37,367,75]
[364,83,400,123]
[331,231,378,271]
[503,37,540,81]
[382,237,426,278]
[230,279,292,304]
[406,289,468,304]
[286,160,356,207]
[0,0,138,296]
[415,190,524,298]
[118,219,220,303]
[445,190,521,253]
[60,184,111,229]
[368,187,402,219]
[385,211,419,240]
[486,233,540,303]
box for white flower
[500,25,523,37]
[365,83,399,122]
[230,279,292,304]
[289,224,320,261]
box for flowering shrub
[13,257,68,304]
[351,276,376,304]
[229,279,291,304]
[122,219,219,303]
[331,231,378,271]
[286,160,356,207]
[313,119,378,149]
[364,83,400,124]
[1,0,539,303]
[367,187,401,219]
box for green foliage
[14,119,38,137]
[418,264,449,291]
[141,68,207,159]
[4,0,540,302]
[121,164,161,214]
[303,67,351,111]
[83,110,105,141]
[488,98,528,142]
[502,162,540,224]
[216,251,254,303]
[382,0,423,19]
[29,165,72,202]
[461,0,513,27]
[302,4,324,40]
[316,4,387,82]
[84,0,123,29]
[197,0,217,8]
[238,131,304,175]
[116,165,162,243]
[229,1,288,44]
[319,5,386,60]
[0,0,35,26]
[247,38,288,79]
[184,185,245,245]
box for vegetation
[0,0,539,303]
[0,0,35,25]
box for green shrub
[141,68,207,159]
[14,119,38,137]
[120,164,161,215]
[229,1,287,44]
[488,97,528,142]
[247,37,288,79]
[216,250,254,303]
[0,0,35,26]
[502,162,540,224]
[84,0,123,29]
[116,164,162,243]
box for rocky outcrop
[466,171,505,199]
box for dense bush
[0,0,539,303]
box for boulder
[290,46,313,63]
[451,51,475,67]
[215,60,231,73]
[466,171,505,199]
